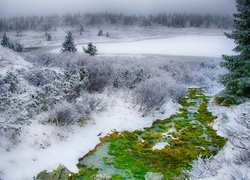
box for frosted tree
[1,33,9,47]
[83,42,98,56]
[61,31,77,53]
[217,0,250,105]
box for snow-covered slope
[0,47,180,179]
[0,46,33,76]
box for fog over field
[0,0,236,17]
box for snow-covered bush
[0,72,30,140]
[63,67,89,102]
[23,68,58,87]
[22,53,224,116]
[222,108,250,150]
[0,65,90,137]
[113,68,151,89]
[233,148,250,166]
[133,78,171,113]
[49,101,78,125]
[24,52,88,69]
[184,155,222,179]
[24,53,56,67]
[169,83,187,102]
[28,67,88,112]
[49,95,104,125]
[74,95,104,119]
[229,168,248,180]
[85,60,113,92]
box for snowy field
[0,27,249,180]
[51,35,235,58]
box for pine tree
[98,29,103,36]
[1,33,10,47]
[83,42,98,56]
[14,42,24,52]
[217,0,250,105]
[46,33,52,41]
[61,31,77,53]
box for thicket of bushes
[0,52,225,139]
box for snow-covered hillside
[0,46,182,179]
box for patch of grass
[112,174,125,180]
[174,119,194,131]
[72,168,98,180]
[74,88,227,179]
[194,102,217,126]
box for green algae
[73,88,227,179]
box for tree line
[0,13,233,32]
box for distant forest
[0,13,233,32]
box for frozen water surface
[50,35,235,58]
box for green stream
[72,88,227,180]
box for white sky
[0,0,236,17]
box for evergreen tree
[80,25,84,32]
[8,42,15,50]
[61,31,77,53]
[83,42,98,56]
[14,42,24,52]
[217,0,250,105]
[46,33,52,41]
[98,29,103,36]
[1,33,10,47]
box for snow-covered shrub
[0,72,30,140]
[113,68,151,89]
[233,148,250,166]
[3,71,19,93]
[29,67,89,111]
[24,52,88,69]
[24,53,56,67]
[48,95,104,125]
[184,149,233,180]
[74,95,104,119]
[168,83,187,102]
[222,108,250,150]
[23,68,58,87]
[49,101,78,125]
[133,77,172,113]
[229,168,248,180]
[64,67,89,102]
[85,60,113,92]
[184,155,221,179]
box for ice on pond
[51,35,235,58]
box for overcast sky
[0,0,236,17]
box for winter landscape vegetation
[0,0,249,179]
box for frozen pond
[51,35,235,58]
